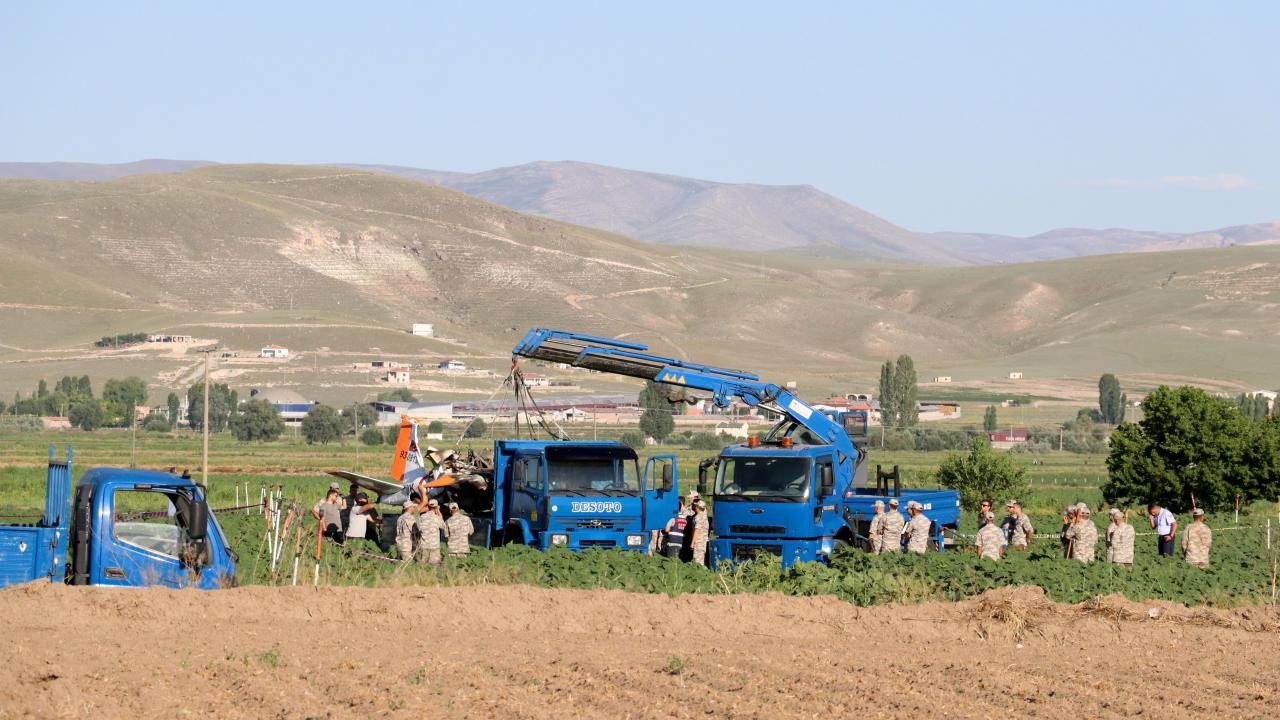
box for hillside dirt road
[2,583,1278,719]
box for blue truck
[0,448,237,589]
[513,329,962,567]
[437,440,680,552]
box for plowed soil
[2,583,1278,719]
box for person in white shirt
[1148,503,1177,557]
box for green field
[2,427,1276,607]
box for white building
[523,373,550,388]
[411,323,434,337]
[1007,371,1023,380]
[438,359,466,371]
[386,367,411,385]
[932,376,952,383]
[260,345,290,359]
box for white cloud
[1087,174,1257,191]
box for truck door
[98,488,191,588]
[642,455,679,532]
[503,456,544,544]
[813,456,838,533]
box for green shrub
[360,428,385,446]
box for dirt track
[2,583,1278,719]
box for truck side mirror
[697,458,714,495]
[819,465,834,497]
[188,500,209,541]
[661,463,674,492]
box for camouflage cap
[1078,506,1092,516]
[329,481,341,491]
[1192,508,1205,517]
[402,500,416,509]
[888,498,899,507]
[982,511,995,521]
[427,498,439,507]
[1006,500,1017,507]
[873,500,885,508]
[1108,508,1123,518]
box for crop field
[3,427,1276,609]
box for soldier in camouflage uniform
[1002,500,1034,550]
[1181,508,1212,568]
[1065,505,1097,563]
[1105,508,1134,567]
[445,502,473,558]
[416,498,448,567]
[880,498,905,553]
[867,500,886,553]
[903,501,932,554]
[974,511,1006,560]
[394,500,417,561]
[690,500,709,566]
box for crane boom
[512,328,855,460]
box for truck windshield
[547,458,640,495]
[714,457,811,502]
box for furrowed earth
[3,583,1278,719]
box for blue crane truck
[0,448,237,589]
[513,329,961,568]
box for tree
[878,361,895,427]
[103,376,148,427]
[230,399,286,441]
[69,402,103,431]
[1103,385,1277,512]
[142,413,173,432]
[638,380,675,442]
[167,392,180,424]
[618,430,645,449]
[187,383,235,432]
[687,432,728,451]
[301,404,344,444]
[983,405,998,433]
[360,428,385,446]
[463,418,488,439]
[936,437,1029,511]
[426,420,445,434]
[37,379,48,399]
[892,355,918,427]
[1098,374,1124,424]
[377,388,417,402]
[341,403,378,434]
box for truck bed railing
[43,445,72,529]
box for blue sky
[1,2,1275,235]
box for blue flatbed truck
[444,440,680,552]
[513,329,962,567]
[0,448,237,589]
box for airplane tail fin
[391,415,426,484]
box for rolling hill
[1,164,1277,403]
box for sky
[1,2,1276,235]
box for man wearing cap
[312,482,348,545]
[974,511,1006,560]
[977,499,994,535]
[394,500,417,561]
[416,498,448,567]
[1181,508,1212,568]
[867,500,886,553]
[1105,508,1135,567]
[1001,500,1034,550]
[1065,505,1097,563]
[1060,505,1077,558]
[445,502,473,558]
[345,492,381,544]
[903,501,932,554]
[689,499,709,566]
[1148,503,1178,557]
[881,498,905,553]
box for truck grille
[731,544,782,561]
[579,539,617,548]
[729,525,786,534]
[576,520,616,529]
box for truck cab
[489,440,678,552]
[0,448,237,589]
[703,418,961,568]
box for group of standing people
[657,491,709,565]
[1055,500,1212,567]
[394,497,474,566]
[311,481,382,546]
[866,497,936,554]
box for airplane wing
[326,470,402,497]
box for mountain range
[3,159,1276,266]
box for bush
[230,399,286,442]
[463,418,488,438]
[935,437,1029,511]
[141,413,173,432]
[386,426,399,445]
[69,402,103,431]
[427,420,444,434]
[301,404,344,444]
[360,428,385,446]
[618,430,645,449]
[686,432,728,451]
[884,430,916,451]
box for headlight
[550,534,569,546]
[625,534,645,547]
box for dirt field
[2,583,1278,719]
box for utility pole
[202,350,211,490]
[353,406,360,471]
